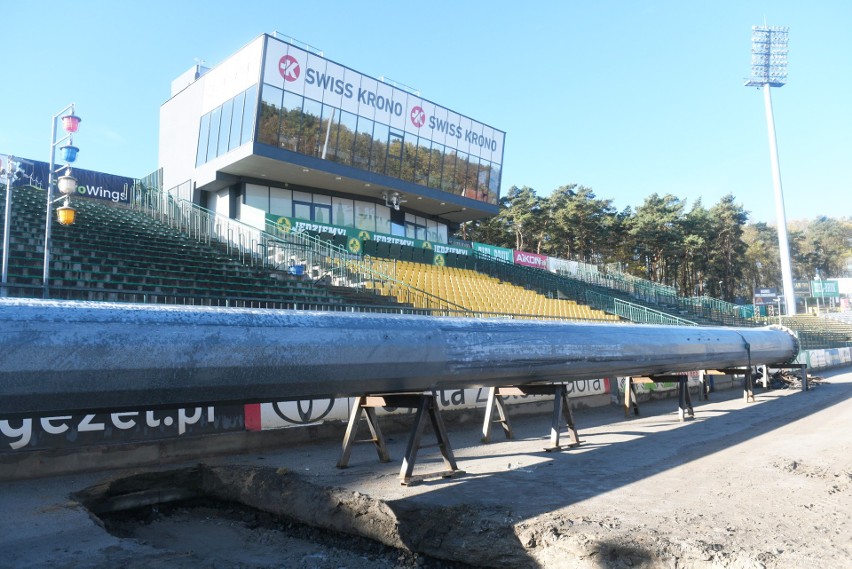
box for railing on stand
[126,184,472,317]
[584,291,697,326]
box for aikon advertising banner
[514,250,547,269]
[262,36,505,166]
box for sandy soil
[3,368,850,569]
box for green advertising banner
[811,280,840,298]
[472,242,514,264]
[267,215,470,264]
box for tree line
[456,184,852,303]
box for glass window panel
[405,222,416,239]
[415,137,431,186]
[319,105,338,160]
[388,130,404,158]
[477,158,491,203]
[386,130,404,178]
[218,99,234,156]
[391,221,405,237]
[302,98,323,156]
[405,213,416,222]
[426,219,438,242]
[441,150,457,193]
[463,154,479,198]
[229,91,245,152]
[400,138,416,183]
[375,204,391,235]
[196,112,211,166]
[415,225,427,240]
[280,91,304,151]
[354,200,375,231]
[258,84,283,147]
[332,197,354,227]
[488,163,501,202]
[314,204,331,223]
[353,117,374,170]
[241,84,258,145]
[293,201,311,220]
[206,106,222,160]
[333,111,357,166]
[456,152,470,197]
[371,122,389,174]
[244,183,268,210]
[269,188,292,217]
[312,194,331,205]
[427,144,444,189]
[438,224,448,244]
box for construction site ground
[2,367,850,569]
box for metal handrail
[126,184,471,316]
[585,291,697,326]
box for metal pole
[42,103,75,299]
[762,84,796,316]
[1,156,14,297]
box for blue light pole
[42,104,81,298]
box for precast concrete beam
[0,299,799,416]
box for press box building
[159,33,505,247]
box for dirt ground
[2,367,850,569]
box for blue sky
[3,1,850,225]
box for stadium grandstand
[1,32,850,350]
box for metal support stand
[336,393,463,485]
[481,385,581,451]
[708,367,755,402]
[625,375,693,421]
[623,377,642,417]
[697,369,723,401]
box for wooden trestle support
[336,393,464,485]
[480,384,581,451]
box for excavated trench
[74,464,498,568]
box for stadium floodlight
[745,26,796,316]
[745,26,788,88]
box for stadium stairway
[0,185,404,311]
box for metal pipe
[0,299,799,416]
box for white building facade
[159,34,505,244]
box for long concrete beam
[0,299,798,416]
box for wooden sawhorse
[336,393,464,485]
[623,375,694,421]
[480,384,581,451]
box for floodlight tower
[746,25,796,316]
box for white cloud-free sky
[3,0,850,224]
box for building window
[241,84,257,146]
[195,85,258,167]
[332,197,354,227]
[196,113,210,167]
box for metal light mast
[746,25,796,316]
